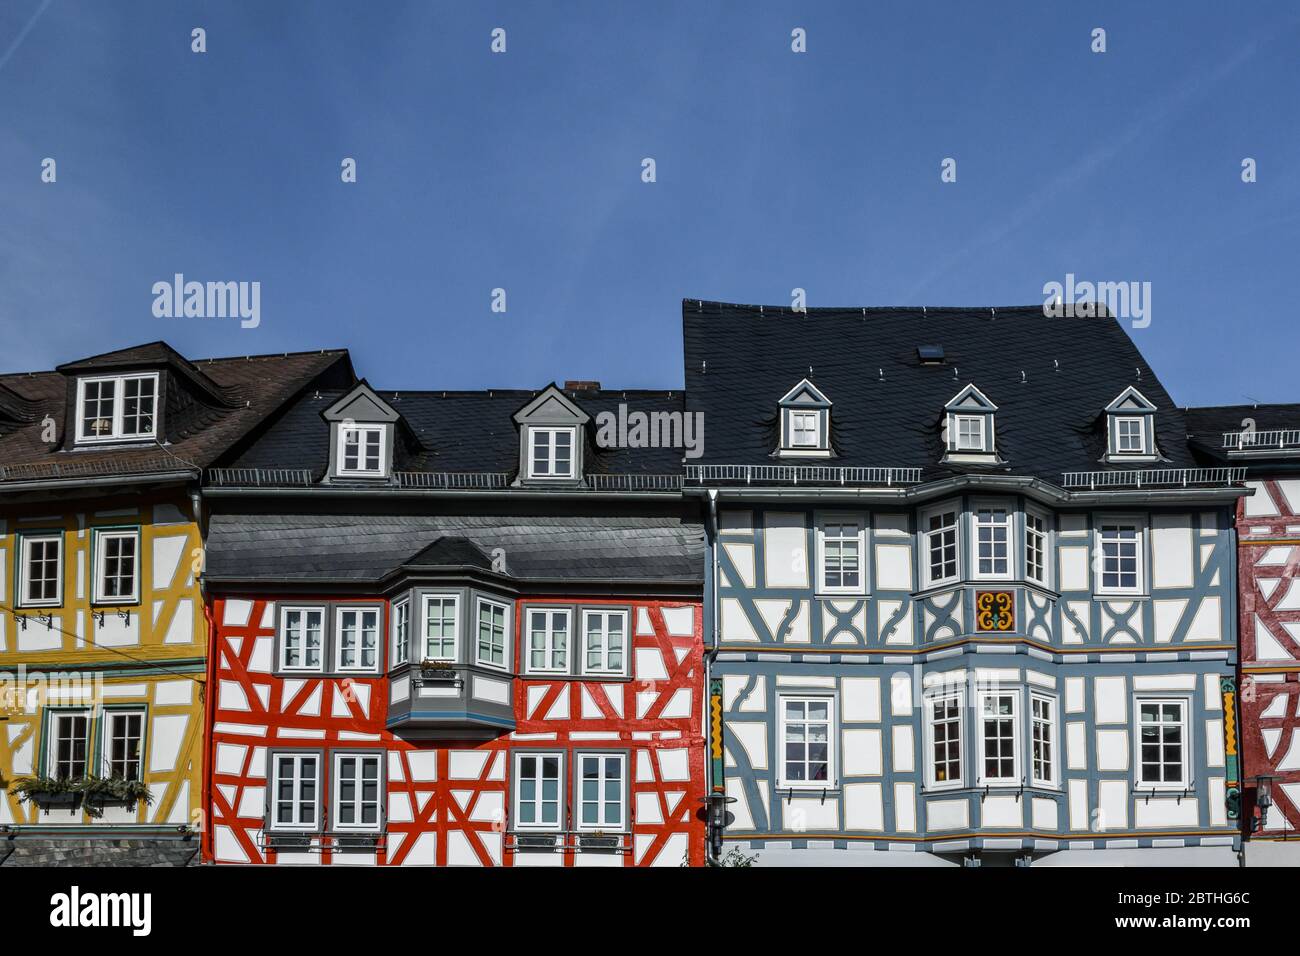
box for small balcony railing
[1061,467,1247,490]
[686,464,922,486]
[1222,429,1300,451]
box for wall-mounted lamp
[1249,774,1280,835]
[699,789,736,864]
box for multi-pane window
[19,534,62,606]
[929,694,962,786]
[1138,699,1188,787]
[1099,522,1142,592]
[104,710,144,781]
[422,596,458,661]
[333,754,381,831]
[338,425,384,475]
[477,599,509,668]
[272,754,319,830]
[49,711,90,780]
[391,599,409,668]
[1030,695,1056,786]
[979,693,1018,784]
[790,411,819,447]
[820,520,863,592]
[336,607,379,672]
[953,414,986,451]
[281,608,324,671]
[1025,511,1047,585]
[528,428,575,479]
[581,609,626,675]
[93,529,139,603]
[528,609,570,673]
[76,374,158,442]
[924,508,959,585]
[975,508,1010,577]
[577,753,625,830]
[779,697,833,787]
[1116,417,1145,453]
[515,753,562,829]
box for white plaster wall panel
[223,599,252,627]
[892,725,915,772]
[214,826,250,864]
[1094,676,1127,724]
[1025,670,1055,689]
[720,598,759,642]
[574,850,625,868]
[1101,602,1142,643]
[468,791,505,826]
[1066,722,1088,770]
[1095,729,1128,771]
[1258,546,1294,566]
[1098,780,1129,831]
[635,646,669,681]
[1153,599,1188,644]
[297,682,323,716]
[637,790,666,826]
[471,675,510,705]
[1031,797,1058,830]
[148,714,189,774]
[101,682,148,698]
[843,782,884,830]
[875,544,911,591]
[405,751,438,782]
[163,599,195,644]
[784,795,839,831]
[722,543,755,588]
[248,636,274,673]
[1063,603,1090,644]
[94,611,140,648]
[893,782,916,832]
[763,512,809,588]
[776,674,835,688]
[17,616,63,652]
[154,680,192,707]
[1065,676,1085,713]
[449,750,490,780]
[9,733,32,775]
[1275,580,1300,611]
[1133,798,1199,828]
[388,792,413,823]
[926,799,969,831]
[1059,547,1089,591]
[1068,779,1089,830]
[754,599,793,642]
[445,830,486,866]
[236,785,265,819]
[1244,481,1279,517]
[785,601,810,643]
[841,676,881,722]
[657,747,690,781]
[649,832,688,868]
[890,673,913,715]
[636,607,653,635]
[1209,778,1227,827]
[723,673,765,712]
[879,600,913,645]
[1274,729,1300,771]
[215,742,247,775]
[400,832,437,866]
[390,674,410,703]
[980,796,1023,828]
[152,534,186,592]
[1134,673,1197,691]
[219,680,250,712]
[1184,597,1222,642]
[1256,617,1296,661]
[842,729,882,776]
[661,605,695,636]
[726,721,767,769]
[659,686,693,718]
[1260,694,1287,720]
[1150,515,1194,589]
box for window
[337,424,385,476]
[476,598,509,668]
[778,696,834,788]
[93,529,139,604]
[528,428,575,479]
[581,609,627,676]
[1030,694,1056,787]
[333,753,381,831]
[75,373,158,443]
[1097,521,1143,594]
[923,506,959,586]
[391,599,409,668]
[1115,417,1145,454]
[422,595,458,662]
[576,753,626,830]
[18,534,62,607]
[527,608,570,673]
[1025,511,1048,586]
[818,518,864,594]
[927,693,962,788]
[974,508,1011,578]
[271,754,320,830]
[514,752,563,830]
[791,411,819,447]
[978,692,1019,785]
[280,607,324,672]
[953,414,986,451]
[1137,699,1188,788]
[103,710,145,781]
[335,607,380,672]
[49,711,90,779]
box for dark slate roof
[1184,404,1300,462]
[681,300,1196,483]
[0,346,352,481]
[404,536,494,571]
[205,513,704,584]
[231,387,687,478]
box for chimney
[565,380,601,392]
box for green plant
[712,845,759,868]
[9,775,153,809]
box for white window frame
[575,752,628,832]
[971,506,1013,580]
[421,594,460,663]
[92,528,140,605]
[816,515,867,595]
[789,410,820,448]
[1029,693,1058,788]
[525,607,571,674]
[74,372,160,444]
[951,413,988,452]
[579,608,628,677]
[527,427,577,480]
[336,423,387,477]
[391,598,409,669]
[279,606,326,673]
[331,752,383,832]
[475,597,511,670]
[513,751,565,831]
[1024,507,1050,588]
[1095,517,1145,596]
[334,606,381,674]
[269,752,321,831]
[924,690,964,790]
[920,501,960,588]
[102,708,146,781]
[777,695,837,789]
[976,690,1020,786]
[47,709,91,780]
[1135,697,1191,791]
[18,533,63,608]
[1114,416,1147,454]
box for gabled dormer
[322,382,400,482]
[776,379,832,458]
[943,384,1000,464]
[1103,386,1159,462]
[513,385,590,486]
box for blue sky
[1,1,1297,405]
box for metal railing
[206,467,313,487]
[1062,467,1247,490]
[587,473,682,492]
[1222,429,1300,451]
[0,455,199,483]
[686,464,922,486]
[396,471,511,490]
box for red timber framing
[203,595,705,866]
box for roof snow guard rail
[397,472,509,489]
[0,455,199,482]
[686,465,922,486]
[1062,467,1247,490]
[206,467,313,487]
[1222,430,1300,450]
[587,474,682,492]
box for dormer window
[1104,387,1158,462]
[952,414,986,451]
[943,384,999,462]
[75,373,158,444]
[322,383,401,482]
[1115,417,1145,453]
[777,379,832,458]
[513,386,589,486]
[528,427,576,479]
[337,424,385,476]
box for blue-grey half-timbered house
[685,301,1244,866]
